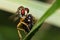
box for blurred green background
[0,0,60,40]
[0,10,19,40]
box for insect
[12,6,36,40]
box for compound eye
[25,10,28,15]
[21,9,25,15]
[25,8,29,13]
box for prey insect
[11,6,36,40]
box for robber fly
[10,6,36,40]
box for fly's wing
[9,14,19,22]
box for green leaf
[23,1,60,40]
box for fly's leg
[17,17,25,27]
[17,22,27,40]
[17,30,22,40]
[17,28,27,40]
[17,22,22,40]
[17,22,21,27]
[17,28,27,34]
[21,22,30,31]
